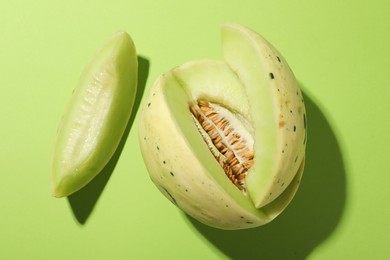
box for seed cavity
[190,100,254,191]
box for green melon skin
[51,32,138,198]
[138,24,306,230]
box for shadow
[186,86,347,259]
[67,56,150,224]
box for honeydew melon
[139,23,306,229]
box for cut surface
[51,32,138,197]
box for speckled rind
[139,69,270,229]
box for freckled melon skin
[138,24,306,229]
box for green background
[1,0,389,259]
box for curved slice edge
[221,23,306,208]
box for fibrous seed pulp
[190,100,254,191]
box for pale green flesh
[221,24,278,208]
[167,61,266,219]
[51,32,138,197]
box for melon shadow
[67,56,150,225]
[186,87,347,260]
